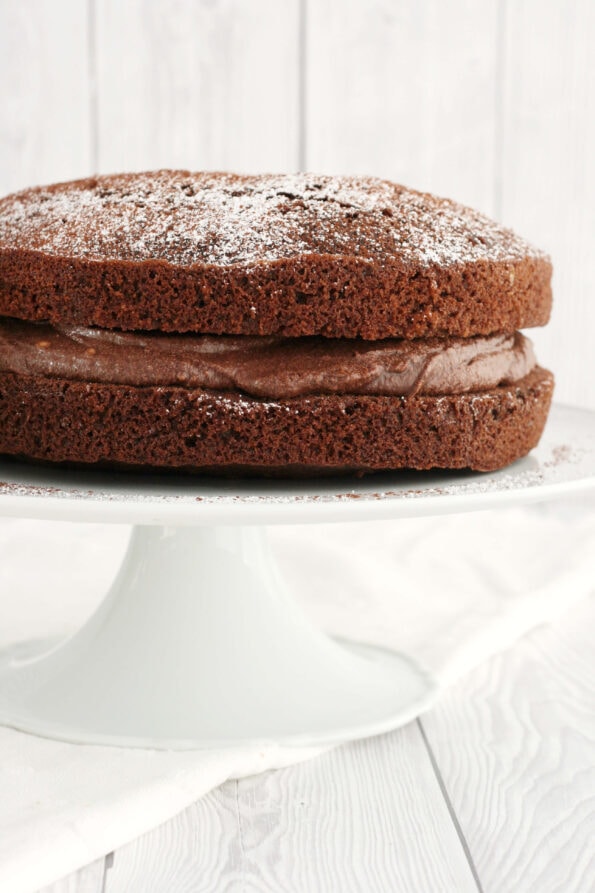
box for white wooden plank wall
[0,0,593,407]
[306,0,500,215]
[0,0,93,191]
[94,0,300,174]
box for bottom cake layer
[0,367,554,474]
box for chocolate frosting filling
[0,317,536,398]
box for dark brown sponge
[0,171,552,339]
[0,367,554,475]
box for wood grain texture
[37,857,106,893]
[0,0,92,196]
[103,724,479,893]
[498,0,595,409]
[421,594,595,893]
[94,0,300,175]
[306,0,499,215]
[100,786,236,893]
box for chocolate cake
[0,171,554,475]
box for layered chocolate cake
[0,171,554,474]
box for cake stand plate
[0,403,593,750]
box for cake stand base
[0,525,436,749]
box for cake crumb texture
[0,171,552,339]
[0,367,554,475]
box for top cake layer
[0,171,552,338]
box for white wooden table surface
[39,593,595,893]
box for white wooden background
[1,3,594,891]
[1,0,594,408]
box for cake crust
[0,367,554,475]
[0,172,552,339]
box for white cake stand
[0,403,593,750]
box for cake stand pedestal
[0,403,593,750]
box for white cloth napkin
[0,497,594,893]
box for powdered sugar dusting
[0,171,547,269]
